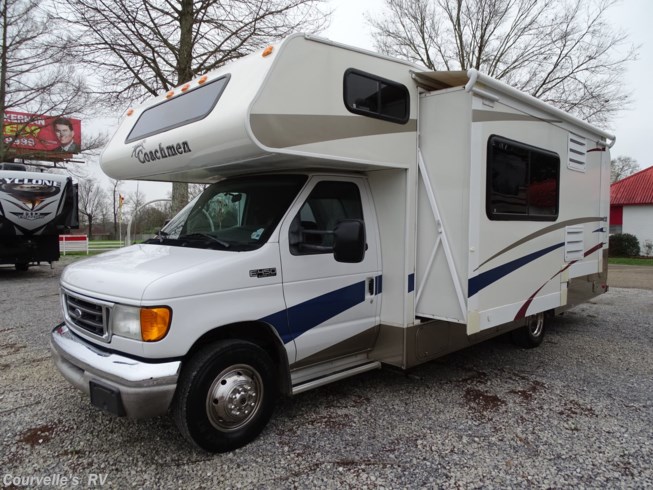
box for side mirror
[333,219,366,263]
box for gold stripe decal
[250,114,417,149]
[475,217,605,271]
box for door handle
[367,277,375,296]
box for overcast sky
[110,0,652,202]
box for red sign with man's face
[2,111,82,155]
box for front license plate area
[90,381,125,416]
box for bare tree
[367,0,636,126]
[189,183,209,200]
[611,156,639,183]
[77,178,108,240]
[127,186,148,236]
[56,0,329,213]
[0,0,97,162]
[108,179,123,239]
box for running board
[292,361,381,395]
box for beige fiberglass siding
[248,36,418,169]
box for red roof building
[610,166,653,255]
[611,166,653,206]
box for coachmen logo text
[131,140,192,164]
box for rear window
[126,75,230,143]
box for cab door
[278,176,381,368]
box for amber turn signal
[140,307,172,342]
[262,45,274,57]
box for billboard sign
[3,111,82,156]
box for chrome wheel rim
[206,364,263,432]
[528,313,544,338]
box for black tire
[173,340,278,453]
[511,312,545,348]
[15,263,28,272]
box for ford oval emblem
[72,308,83,319]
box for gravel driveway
[1,259,651,488]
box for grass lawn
[608,257,653,266]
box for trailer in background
[0,166,79,270]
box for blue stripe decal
[260,310,293,344]
[468,242,565,297]
[593,227,605,233]
[260,281,366,343]
[375,275,383,295]
[408,273,415,293]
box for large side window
[290,181,363,255]
[344,69,409,124]
[487,135,559,221]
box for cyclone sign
[0,177,62,210]
[0,177,62,229]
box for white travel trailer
[50,34,613,452]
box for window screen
[126,75,230,143]
[487,135,559,221]
[344,69,409,124]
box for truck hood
[61,243,280,303]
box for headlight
[111,304,172,342]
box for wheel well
[184,321,292,395]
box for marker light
[262,46,274,57]
[140,307,172,342]
[126,108,134,116]
[198,75,208,84]
[181,83,190,92]
[166,90,174,99]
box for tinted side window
[126,76,230,143]
[290,181,363,255]
[487,136,559,221]
[344,69,409,124]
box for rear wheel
[173,340,278,453]
[511,312,545,348]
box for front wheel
[511,312,546,348]
[172,340,278,453]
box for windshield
[148,175,307,251]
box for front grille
[63,291,110,339]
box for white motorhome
[50,34,613,452]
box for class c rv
[50,34,613,452]
[1,163,78,270]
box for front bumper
[50,323,181,418]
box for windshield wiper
[152,229,169,243]
[178,232,230,248]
